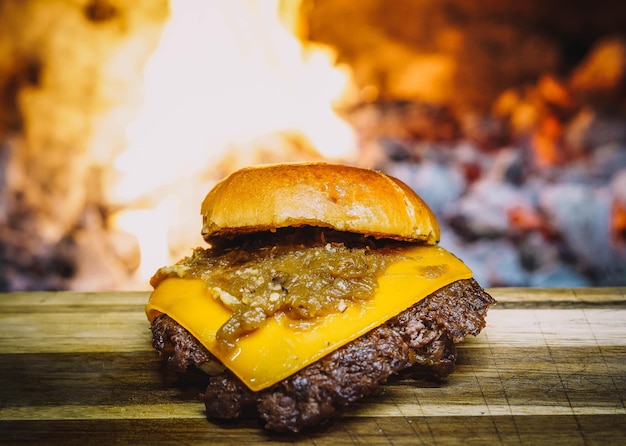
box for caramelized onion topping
[151,228,410,348]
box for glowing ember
[108,0,356,286]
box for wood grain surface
[0,287,624,445]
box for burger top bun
[201,162,440,243]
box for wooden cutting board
[0,287,624,445]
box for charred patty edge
[150,278,495,432]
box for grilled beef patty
[150,278,495,432]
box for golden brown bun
[201,162,440,243]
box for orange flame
[109,0,356,288]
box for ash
[351,40,626,287]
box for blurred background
[0,0,625,291]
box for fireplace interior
[0,0,625,291]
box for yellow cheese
[146,245,472,391]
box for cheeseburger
[146,162,495,432]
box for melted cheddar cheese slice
[146,245,472,391]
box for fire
[108,0,356,288]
